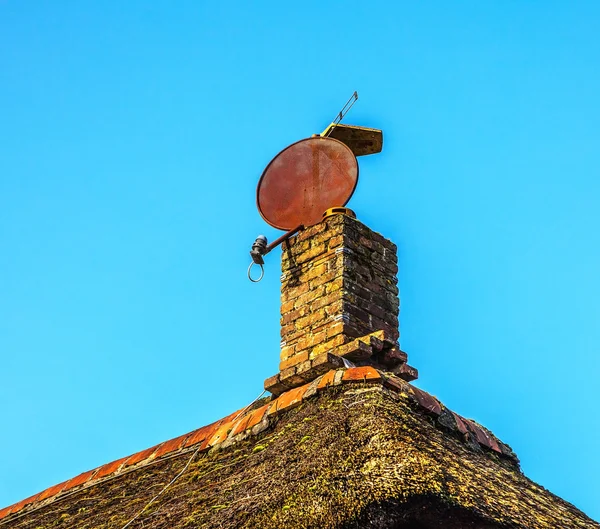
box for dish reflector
[256,136,358,231]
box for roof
[1,366,597,528]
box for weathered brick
[325,277,344,295]
[369,334,385,352]
[310,292,342,312]
[280,323,296,339]
[311,352,344,376]
[325,321,346,340]
[322,299,343,316]
[279,350,309,371]
[264,374,289,396]
[294,244,327,265]
[275,216,404,385]
[344,303,371,325]
[280,299,295,314]
[294,285,326,310]
[338,339,373,361]
[280,366,305,387]
[295,310,327,332]
[365,301,388,321]
[305,263,328,281]
[281,327,305,344]
[394,363,419,382]
[281,282,309,302]
[328,234,344,249]
[296,222,327,242]
[310,334,347,357]
[378,347,407,367]
[280,343,296,362]
[310,270,338,289]
[296,330,326,352]
[280,306,309,326]
[296,359,313,380]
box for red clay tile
[342,366,381,382]
[487,434,502,453]
[465,421,501,453]
[450,412,469,436]
[219,407,248,425]
[63,468,98,491]
[486,435,502,453]
[93,456,129,480]
[184,425,213,448]
[206,421,234,447]
[37,480,69,502]
[195,423,228,450]
[317,370,337,390]
[266,399,280,416]
[124,445,160,467]
[197,433,217,451]
[0,505,14,519]
[153,433,189,459]
[228,414,252,437]
[275,384,308,411]
[411,387,442,416]
[245,404,270,430]
[184,407,247,448]
[383,375,407,393]
[7,492,42,516]
[464,420,501,453]
[466,420,487,445]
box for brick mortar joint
[280,247,345,280]
[281,246,398,284]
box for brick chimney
[264,211,417,396]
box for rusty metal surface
[325,123,383,156]
[257,137,358,231]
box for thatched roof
[0,367,597,528]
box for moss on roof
[1,383,597,529]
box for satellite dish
[256,136,358,231]
[248,91,383,282]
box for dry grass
[4,385,597,529]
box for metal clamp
[246,226,303,283]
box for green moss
[5,385,595,529]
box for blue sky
[1,0,599,521]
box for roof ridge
[0,366,517,524]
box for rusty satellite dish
[248,91,383,282]
[256,136,358,231]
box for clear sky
[1,0,599,521]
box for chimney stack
[264,211,417,395]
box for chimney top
[264,211,418,396]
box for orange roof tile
[123,445,159,467]
[184,424,213,448]
[36,480,69,502]
[93,456,129,480]
[153,433,189,459]
[342,365,381,382]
